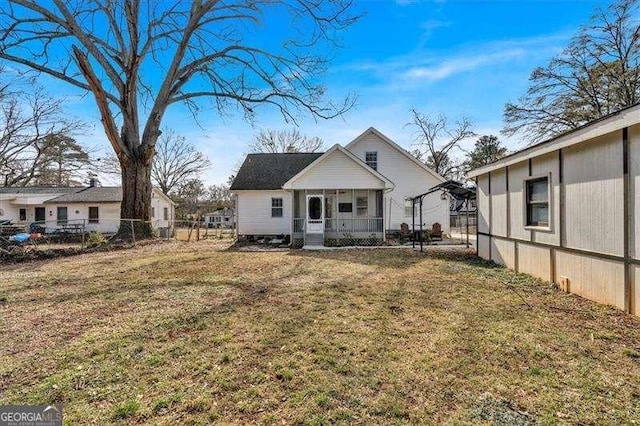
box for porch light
[440,191,448,200]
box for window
[338,202,353,213]
[19,208,26,221]
[224,217,229,222]
[151,207,155,218]
[35,207,45,223]
[163,207,169,221]
[365,151,378,170]
[216,216,221,222]
[57,207,68,224]
[525,176,549,227]
[356,197,368,217]
[404,199,414,217]
[271,198,283,217]
[88,206,99,223]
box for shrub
[86,231,106,247]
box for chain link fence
[0,218,236,259]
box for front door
[306,195,324,234]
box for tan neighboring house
[468,103,640,316]
[0,184,175,234]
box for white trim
[345,127,446,183]
[467,103,640,178]
[281,144,395,190]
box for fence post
[81,219,86,249]
[130,219,136,245]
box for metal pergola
[410,180,476,252]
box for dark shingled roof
[43,187,123,203]
[230,153,324,190]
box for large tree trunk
[119,154,154,239]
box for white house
[468,103,640,316]
[204,208,235,228]
[0,185,175,234]
[230,127,449,247]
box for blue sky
[61,0,609,185]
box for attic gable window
[525,176,550,228]
[365,151,378,170]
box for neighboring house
[0,184,175,234]
[468,103,640,316]
[230,127,448,247]
[204,208,235,228]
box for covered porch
[292,189,384,247]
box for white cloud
[402,49,524,82]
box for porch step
[305,233,324,246]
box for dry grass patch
[1,241,640,424]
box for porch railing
[294,218,383,233]
[293,218,305,233]
[325,218,383,233]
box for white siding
[630,124,640,261]
[508,161,530,241]
[555,250,625,310]
[150,189,175,229]
[43,202,121,233]
[490,237,514,268]
[633,265,640,316]
[477,174,490,234]
[477,234,490,259]
[517,243,551,282]
[289,149,385,190]
[490,169,507,237]
[347,132,448,232]
[563,133,624,256]
[236,190,291,235]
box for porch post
[322,189,326,243]
[367,189,370,232]
[351,189,355,232]
[419,196,423,252]
[465,198,470,248]
[412,198,415,249]
[290,190,294,242]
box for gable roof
[230,152,323,190]
[282,144,395,190]
[467,102,640,178]
[345,127,446,183]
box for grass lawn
[1,241,640,424]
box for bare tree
[248,128,324,153]
[1,86,82,186]
[504,0,640,143]
[152,130,210,195]
[406,109,475,179]
[0,0,358,236]
[206,183,233,209]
